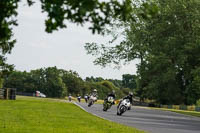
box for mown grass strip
[0,96,144,133]
[149,107,200,117]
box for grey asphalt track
[75,102,200,133]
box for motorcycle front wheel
[103,102,108,111]
[117,105,126,115]
[88,100,93,107]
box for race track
[75,102,200,133]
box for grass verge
[149,107,200,117]
[0,96,144,133]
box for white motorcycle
[117,99,131,115]
[88,95,97,107]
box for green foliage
[0,78,3,88]
[0,0,159,84]
[108,79,122,88]
[0,56,14,84]
[85,0,200,105]
[4,71,31,92]
[121,88,131,95]
[86,76,123,88]
[122,74,137,90]
[196,99,200,106]
[85,76,104,82]
[3,67,75,98]
[100,80,116,90]
[40,0,136,34]
[85,76,133,99]
[0,0,28,82]
[61,70,83,96]
[3,67,130,99]
[0,0,19,55]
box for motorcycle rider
[68,94,72,102]
[90,89,98,98]
[90,89,97,97]
[104,90,116,105]
[117,92,133,109]
[84,94,89,103]
[88,89,98,107]
[77,94,81,102]
[89,89,98,101]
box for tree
[40,0,135,34]
[0,56,14,88]
[43,67,67,97]
[0,1,19,79]
[3,71,35,92]
[0,0,136,59]
[85,0,200,105]
[85,76,104,82]
[3,67,68,98]
[122,74,137,90]
[108,79,122,88]
[61,70,84,96]
[0,0,159,80]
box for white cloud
[26,42,52,49]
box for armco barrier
[168,105,172,109]
[172,105,180,110]
[187,106,196,111]
[196,106,200,111]
[179,105,187,110]
[160,105,200,112]
[161,105,168,108]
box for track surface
[76,102,200,133]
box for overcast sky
[6,1,138,80]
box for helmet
[112,90,115,94]
[93,89,97,92]
[129,92,133,96]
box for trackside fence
[160,105,200,112]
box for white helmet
[129,92,133,96]
[112,90,115,94]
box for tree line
[2,66,137,99]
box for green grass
[0,96,144,133]
[149,107,200,117]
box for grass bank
[0,96,144,133]
[150,107,200,117]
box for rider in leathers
[117,92,133,109]
[105,90,116,105]
[89,89,98,101]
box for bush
[196,99,200,106]
[0,78,3,88]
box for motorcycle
[84,95,89,103]
[88,95,97,107]
[68,96,72,102]
[103,96,114,111]
[117,99,131,115]
[77,96,81,102]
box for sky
[6,1,138,80]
